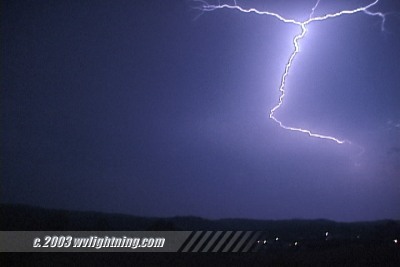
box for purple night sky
[2,0,400,221]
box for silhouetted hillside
[2,203,399,237]
[2,203,400,265]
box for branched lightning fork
[197,0,386,145]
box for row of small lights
[257,232,328,244]
[257,232,399,246]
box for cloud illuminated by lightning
[196,0,386,145]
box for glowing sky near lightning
[198,0,386,145]
[2,0,400,221]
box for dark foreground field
[1,203,399,266]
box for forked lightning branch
[196,0,386,145]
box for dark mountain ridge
[1,203,399,239]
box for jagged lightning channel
[197,0,386,145]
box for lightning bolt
[196,0,386,145]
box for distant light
[395,239,398,244]
[294,242,298,246]
[325,232,329,237]
[263,240,267,244]
[275,237,279,241]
